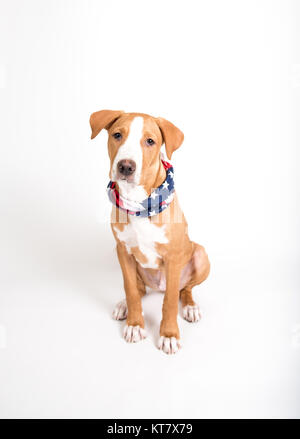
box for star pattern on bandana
[107,159,175,217]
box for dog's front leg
[159,259,181,354]
[116,243,146,343]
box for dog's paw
[123,325,146,343]
[112,299,128,320]
[158,336,181,355]
[183,304,201,322]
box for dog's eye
[113,132,122,140]
[146,138,155,146]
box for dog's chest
[113,217,168,269]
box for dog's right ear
[90,110,124,139]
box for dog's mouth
[118,175,135,183]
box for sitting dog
[90,110,210,354]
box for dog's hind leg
[180,288,201,322]
[180,243,210,323]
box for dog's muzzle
[107,159,175,217]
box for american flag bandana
[107,159,175,217]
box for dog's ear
[90,110,124,139]
[156,117,184,160]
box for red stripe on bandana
[161,160,172,170]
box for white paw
[183,304,201,322]
[123,325,146,343]
[158,336,181,354]
[112,299,128,320]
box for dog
[90,110,210,354]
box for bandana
[107,159,174,217]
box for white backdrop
[0,0,299,418]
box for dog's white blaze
[112,116,144,189]
[114,216,168,269]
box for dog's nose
[117,159,136,176]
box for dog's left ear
[90,110,124,139]
[156,117,184,160]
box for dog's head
[89,110,184,197]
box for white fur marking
[116,181,147,204]
[158,336,181,354]
[113,216,168,269]
[123,325,146,343]
[182,304,201,322]
[112,299,128,320]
